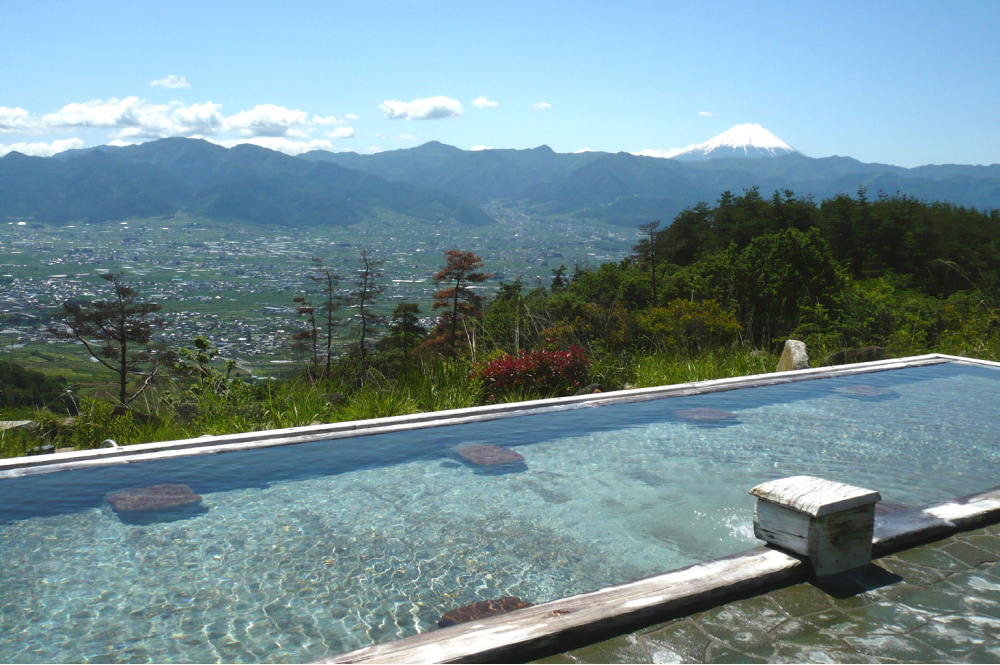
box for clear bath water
[1,361,999,663]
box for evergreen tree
[386,303,426,376]
[50,272,163,407]
[432,250,491,355]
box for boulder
[775,340,809,372]
[438,597,533,628]
[821,346,889,367]
[455,444,524,467]
[107,484,202,513]
[574,383,603,396]
[0,420,38,433]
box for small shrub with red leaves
[473,347,590,401]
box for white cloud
[473,97,498,108]
[0,137,84,157]
[376,132,418,141]
[325,127,355,139]
[313,115,350,126]
[346,113,358,120]
[698,111,719,117]
[367,146,383,153]
[150,75,191,89]
[470,145,493,151]
[632,146,694,159]
[40,97,226,139]
[574,148,594,153]
[531,102,553,110]
[215,137,336,156]
[0,107,37,133]
[106,139,135,147]
[226,104,309,137]
[379,96,463,120]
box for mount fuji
[673,124,797,161]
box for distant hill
[0,138,494,227]
[302,140,1000,226]
[303,141,606,202]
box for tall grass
[633,347,776,388]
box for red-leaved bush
[473,347,590,400]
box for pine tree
[432,250,491,355]
[50,272,163,407]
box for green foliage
[793,276,1000,360]
[637,299,742,353]
[0,360,72,411]
[654,186,1000,295]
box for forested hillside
[0,138,494,227]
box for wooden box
[751,475,881,577]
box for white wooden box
[750,476,881,577]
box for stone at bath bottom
[438,596,534,627]
[455,444,524,466]
[833,385,897,399]
[107,484,203,512]
[875,501,913,516]
[675,408,739,423]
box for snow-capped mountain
[673,124,797,161]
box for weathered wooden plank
[750,476,881,517]
[753,500,811,553]
[327,547,805,664]
[873,486,1000,557]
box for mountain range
[0,138,493,227]
[2,126,998,228]
[302,131,1000,225]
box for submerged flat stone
[833,385,897,399]
[107,484,202,513]
[675,408,738,423]
[438,596,533,627]
[455,444,524,466]
[875,501,913,516]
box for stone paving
[540,523,1000,663]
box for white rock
[775,340,809,372]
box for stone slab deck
[541,524,1000,664]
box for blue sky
[2,0,998,166]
